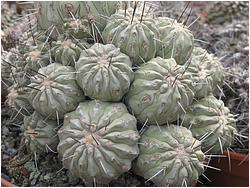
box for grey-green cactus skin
[84,1,121,31]
[5,84,34,119]
[57,100,140,185]
[156,17,175,33]
[156,18,194,65]
[51,39,83,66]
[35,1,85,32]
[126,57,195,125]
[76,43,134,102]
[23,111,59,154]
[88,1,120,16]
[102,6,159,64]
[133,125,205,187]
[35,1,63,30]
[181,95,237,154]
[28,63,85,120]
[188,47,225,99]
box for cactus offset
[181,95,237,154]
[57,100,140,185]
[126,57,195,125]
[51,38,84,66]
[134,125,205,187]
[83,1,121,31]
[102,2,159,64]
[5,84,34,120]
[156,17,194,65]
[35,2,81,31]
[27,63,85,120]
[76,43,134,101]
[22,111,59,154]
[187,47,225,99]
[24,48,50,73]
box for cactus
[83,1,121,31]
[5,84,34,120]
[51,38,84,66]
[156,17,194,65]
[35,1,120,34]
[15,33,37,56]
[156,17,175,33]
[187,47,225,99]
[76,43,134,102]
[35,1,71,31]
[27,63,85,120]
[126,57,195,125]
[181,95,237,154]
[22,111,59,154]
[102,2,160,64]
[1,2,241,186]
[24,48,50,73]
[133,125,205,187]
[62,18,91,40]
[57,100,140,185]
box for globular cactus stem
[57,100,140,185]
[22,111,59,154]
[134,125,205,187]
[181,95,237,154]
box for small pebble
[2,126,9,135]
[22,178,30,186]
[30,171,41,186]
[43,173,53,181]
[6,148,17,156]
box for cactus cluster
[2,1,238,187]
